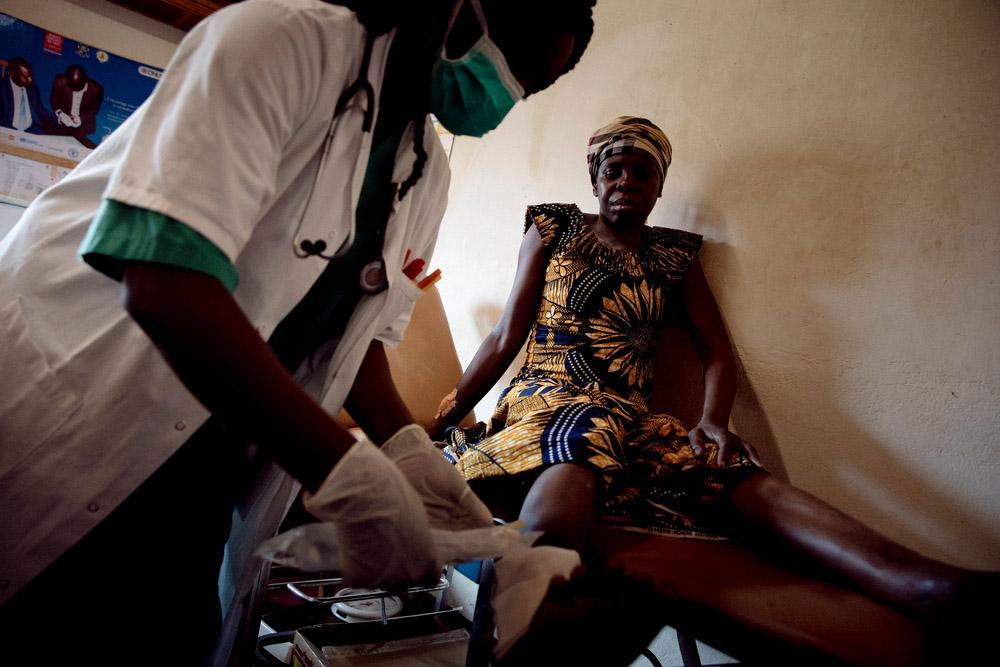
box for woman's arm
[427,224,547,438]
[122,262,356,491]
[679,258,760,466]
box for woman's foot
[917,568,1000,662]
[912,567,999,616]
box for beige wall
[435,0,1000,568]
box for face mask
[430,0,524,137]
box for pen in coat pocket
[417,268,441,291]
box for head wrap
[587,116,672,186]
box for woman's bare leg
[499,463,662,667]
[519,462,599,554]
[727,471,997,617]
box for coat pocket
[0,298,81,479]
[376,277,425,348]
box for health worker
[0,1,596,664]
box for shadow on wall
[678,147,1000,566]
[652,303,788,482]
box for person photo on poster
[49,64,104,148]
[1,56,55,135]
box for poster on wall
[0,12,162,206]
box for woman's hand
[424,389,457,442]
[688,420,761,467]
[425,417,448,444]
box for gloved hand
[381,424,494,531]
[302,438,439,588]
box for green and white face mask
[430,0,524,137]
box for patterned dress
[444,203,757,536]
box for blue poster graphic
[0,12,162,205]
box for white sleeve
[103,1,357,260]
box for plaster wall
[434,0,1000,567]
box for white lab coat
[0,0,449,656]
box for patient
[430,116,995,645]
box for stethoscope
[291,33,390,295]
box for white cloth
[70,83,87,121]
[256,521,537,572]
[491,546,583,658]
[56,85,87,128]
[57,109,82,128]
[0,0,449,660]
[10,79,30,131]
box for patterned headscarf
[587,116,672,186]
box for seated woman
[429,116,995,633]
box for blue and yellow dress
[444,203,757,536]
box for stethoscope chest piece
[359,259,388,295]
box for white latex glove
[381,424,494,530]
[302,438,438,588]
[56,109,71,126]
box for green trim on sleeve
[80,199,239,292]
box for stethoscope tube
[292,32,395,296]
[292,33,377,262]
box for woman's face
[593,153,663,227]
